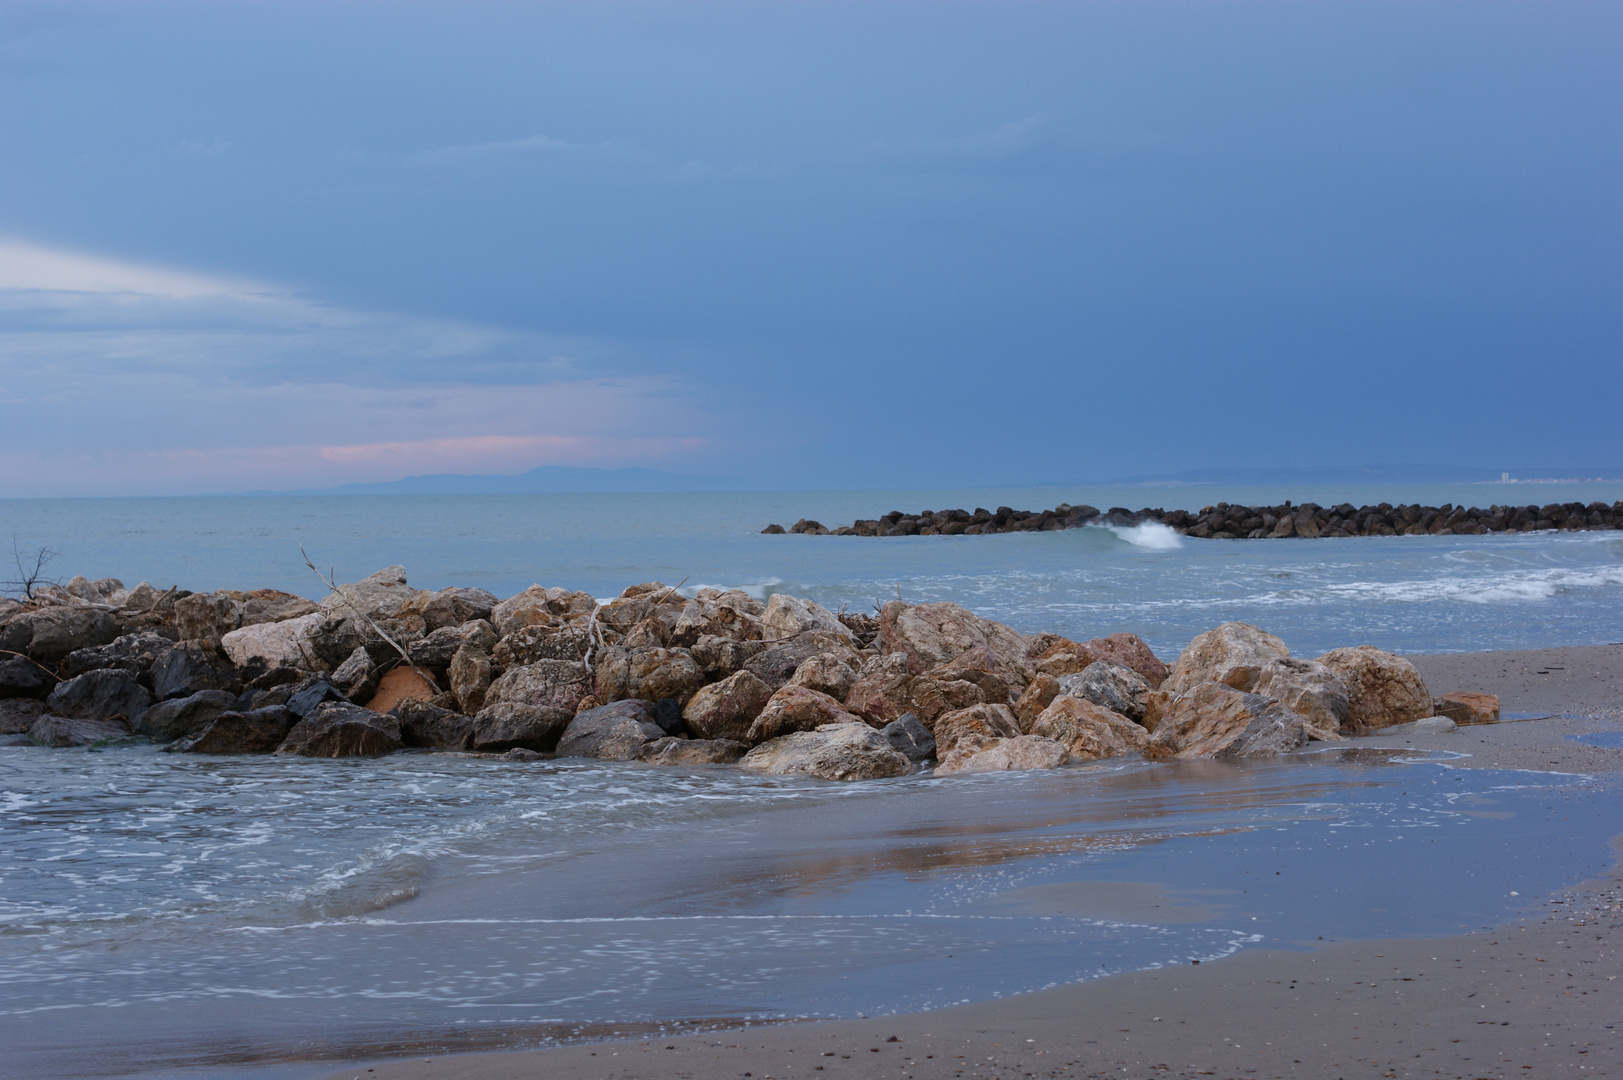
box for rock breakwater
[1,568,1499,780]
[765,499,1623,538]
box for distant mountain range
[1102,464,1622,486]
[260,465,753,496]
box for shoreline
[325,647,1623,1080]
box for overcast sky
[1,1,1618,496]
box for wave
[1094,522,1184,551]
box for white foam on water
[1097,522,1185,550]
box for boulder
[742,632,857,690]
[29,714,132,747]
[219,611,325,670]
[903,676,986,725]
[152,640,243,700]
[60,632,177,683]
[278,702,403,757]
[45,669,153,723]
[1316,646,1432,733]
[490,584,598,637]
[638,737,749,765]
[1251,657,1349,739]
[921,647,1022,704]
[747,684,867,744]
[1143,682,1309,760]
[173,592,244,646]
[448,643,493,714]
[682,669,773,742]
[487,658,593,713]
[592,647,705,706]
[0,655,56,699]
[118,582,173,614]
[931,703,1021,757]
[365,665,439,714]
[1012,673,1061,731]
[134,689,238,741]
[1,607,119,663]
[328,645,379,703]
[1079,633,1170,689]
[406,625,470,672]
[670,591,764,646]
[740,722,912,781]
[317,565,424,624]
[1433,691,1500,726]
[936,734,1071,775]
[492,624,591,668]
[395,699,476,750]
[1029,696,1150,762]
[690,634,768,679]
[555,700,665,760]
[0,697,46,733]
[843,652,915,725]
[1162,622,1289,694]
[399,586,499,632]
[470,701,574,753]
[760,594,852,642]
[1059,661,1151,723]
[881,713,936,762]
[877,600,1033,682]
[1382,715,1459,736]
[789,652,859,700]
[285,680,346,717]
[168,707,297,754]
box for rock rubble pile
[0,568,1498,780]
[765,499,1623,538]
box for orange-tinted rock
[931,703,1021,757]
[1143,682,1308,760]
[1433,691,1500,725]
[1162,622,1289,694]
[1315,646,1432,732]
[365,665,438,714]
[1029,696,1149,761]
[746,685,866,744]
[1013,674,1061,731]
[936,734,1070,775]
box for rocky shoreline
[764,497,1623,537]
[1,569,1501,777]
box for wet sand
[329,646,1623,1080]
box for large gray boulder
[29,714,132,747]
[151,640,242,700]
[45,669,153,724]
[60,632,176,682]
[592,646,705,706]
[880,713,935,762]
[317,566,424,624]
[1144,682,1309,760]
[134,689,238,742]
[1059,661,1151,722]
[741,722,912,781]
[485,658,592,714]
[395,699,476,750]
[638,737,749,765]
[0,607,119,663]
[277,702,402,757]
[470,702,573,753]
[168,707,296,754]
[555,700,665,760]
[220,612,325,670]
[1161,622,1288,695]
[0,697,46,733]
[0,655,56,699]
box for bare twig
[4,537,61,601]
[0,648,58,680]
[299,545,440,692]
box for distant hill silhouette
[260,465,752,495]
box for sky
[0,1,1618,497]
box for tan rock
[398,587,499,632]
[904,676,985,725]
[1140,690,1174,733]
[877,600,1032,682]
[1079,632,1170,689]
[789,652,859,700]
[173,592,243,646]
[844,652,916,725]
[1433,691,1500,726]
[1252,657,1349,739]
[1316,646,1432,732]
[594,583,687,640]
[761,594,852,642]
[486,658,593,713]
[220,611,326,669]
[1162,622,1289,694]
[591,646,705,706]
[448,643,492,714]
[1012,673,1061,732]
[921,646,1022,704]
[317,566,424,624]
[555,700,664,760]
[1029,695,1149,761]
[932,703,1020,757]
[670,592,763,646]
[365,666,438,714]
[682,669,774,742]
[1143,682,1309,760]
[740,722,912,781]
[746,685,866,744]
[936,734,1070,775]
[491,585,598,637]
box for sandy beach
[327,644,1623,1080]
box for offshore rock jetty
[1,569,1499,780]
[763,499,1623,538]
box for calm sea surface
[1,484,1620,1079]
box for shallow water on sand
[1,743,1617,1079]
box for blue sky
[1,1,1618,496]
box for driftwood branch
[299,545,440,693]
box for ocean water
[1,485,1621,1078]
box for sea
[1,483,1620,1080]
